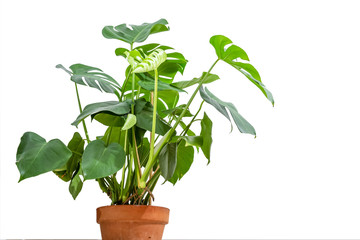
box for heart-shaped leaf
[82,140,125,180]
[210,35,274,105]
[102,19,169,44]
[16,132,72,182]
[200,86,256,136]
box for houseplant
[16,18,274,240]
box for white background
[1,0,360,239]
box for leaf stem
[180,100,205,136]
[140,59,220,183]
[140,69,159,187]
[74,83,90,143]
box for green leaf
[134,99,171,135]
[57,64,121,95]
[200,112,213,164]
[16,132,72,182]
[122,114,137,131]
[162,104,193,117]
[132,49,167,73]
[210,35,274,105]
[55,64,72,75]
[172,72,220,89]
[210,35,249,61]
[53,132,85,182]
[177,119,196,136]
[69,170,83,200]
[72,101,131,127]
[93,113,126,127]
[182,136,203,148]
[199,86,231,122]
[168,140,194,185]
[159,142,177,180]
[82,140,125,180]
[137,73,185,92]
[200,87,256,136]
[115,47,129,58]
[102,127,127,153]
[124,46,187,86]
[139,138,150,167]
[102,19,169,44]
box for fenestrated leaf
[102,19,169,44]
[200,112,213,164]
[72,101,131,127]
[210,35,274,105]
[168,140,194,185]
[159,142,177,180]
[69,169,83,200]
[132,49,167,73]
[82,140,125,180]
[57,64,121,95]
[172,72,220,89]
[53,132,85,182]
[210,35,249,61]
[16,132,72,182]
[200,87,256,136]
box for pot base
[97,205,169,240]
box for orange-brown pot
[96,205,170,240]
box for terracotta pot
[96,205,170,240]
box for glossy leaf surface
[69,170,83,200]
[200,112,213,163]
[53,132,84,182]
[16,132,72,181]
[200,87,256,136]
[57,64,121,95]
[82,140,125,180]
[168,140,194,185]
[159,142,177,180]
[134,99,171,135]
[122,114,137,131]
[132,49,167,73]
[210,35,274,105]
[172,72,220,89]
[72,101,131,127]
[102,19,169,44]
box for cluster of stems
[74,44,220,204]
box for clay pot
[96,205,170,240]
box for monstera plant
[16,19,273,240]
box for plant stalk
[140,59,220,183]
[74,83,90,143]
[140,69,159,187]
